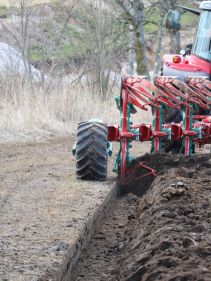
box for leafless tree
[145,0,181,74]
[1,0,34,82]
[153,8,165,75]
[1,1,79,93]
[115,0,149,76]
[73,0,125,100]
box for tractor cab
[163,1,211,81]
[192,2,211,62]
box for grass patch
[144,23,158,34]
[55,41,90,60]
[65,24,84,39]
[144,7,160,34]
[144,1,199,34]
[0,73,120,138]
[55,43,77,59]
[28,45,43,62]
[180,11,198,27]
[37,19,88,61]
[0,5,8,18]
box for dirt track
[0,138,116,280]
[71,153,211,281]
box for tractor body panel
[163,54,211,80]
[163,3,211,81]
[200,1,211,10]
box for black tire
[163,108,182,124]
[76,121,108,181]
[162,109,183,153]
[159,67,183,154]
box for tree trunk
[169,0,181,54]
[115,0,149,77]
[169,29,181,54]
[128,23,136,75]
[154,11,164,75]
[133,0,149,77]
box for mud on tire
[76,121,108,181]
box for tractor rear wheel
[76,121,108,181]
[163,108,183,153]
[163,108,182,124]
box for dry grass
[0,72,152,142]
[0,73,116,141]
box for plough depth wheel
[76,121,108,181]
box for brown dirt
[1,137,211,281]
[70,153,211,281]
[0,135,150,281]
[0,137,117,281]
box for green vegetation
[55,41,89,60]
[65,24,84,39]
[28,19,89,63]
[144,23,158,34]
[28,2,125,65]
[52,0,63,6]
[28,44,45,62]
[144,1,199,34]
[0,5,8,18]
[27,0,199,65]
[144,8,160,34]
[180,11,198,26]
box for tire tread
[76,121,108,181]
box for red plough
[107,76,211,185]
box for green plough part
[113,96,138,173]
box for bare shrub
[0,70,152,142]
[0,72,121,141]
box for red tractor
[73,1,211,187]
[163,1,211,81]
[161,1,211,150]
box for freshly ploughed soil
[70,153,211,281]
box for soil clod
[71,154,211,281]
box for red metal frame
[107,125,119,142]
[121,162,157,186]
[107,76,211,185]
[163,54,211,74]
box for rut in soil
[70,154,211,281]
